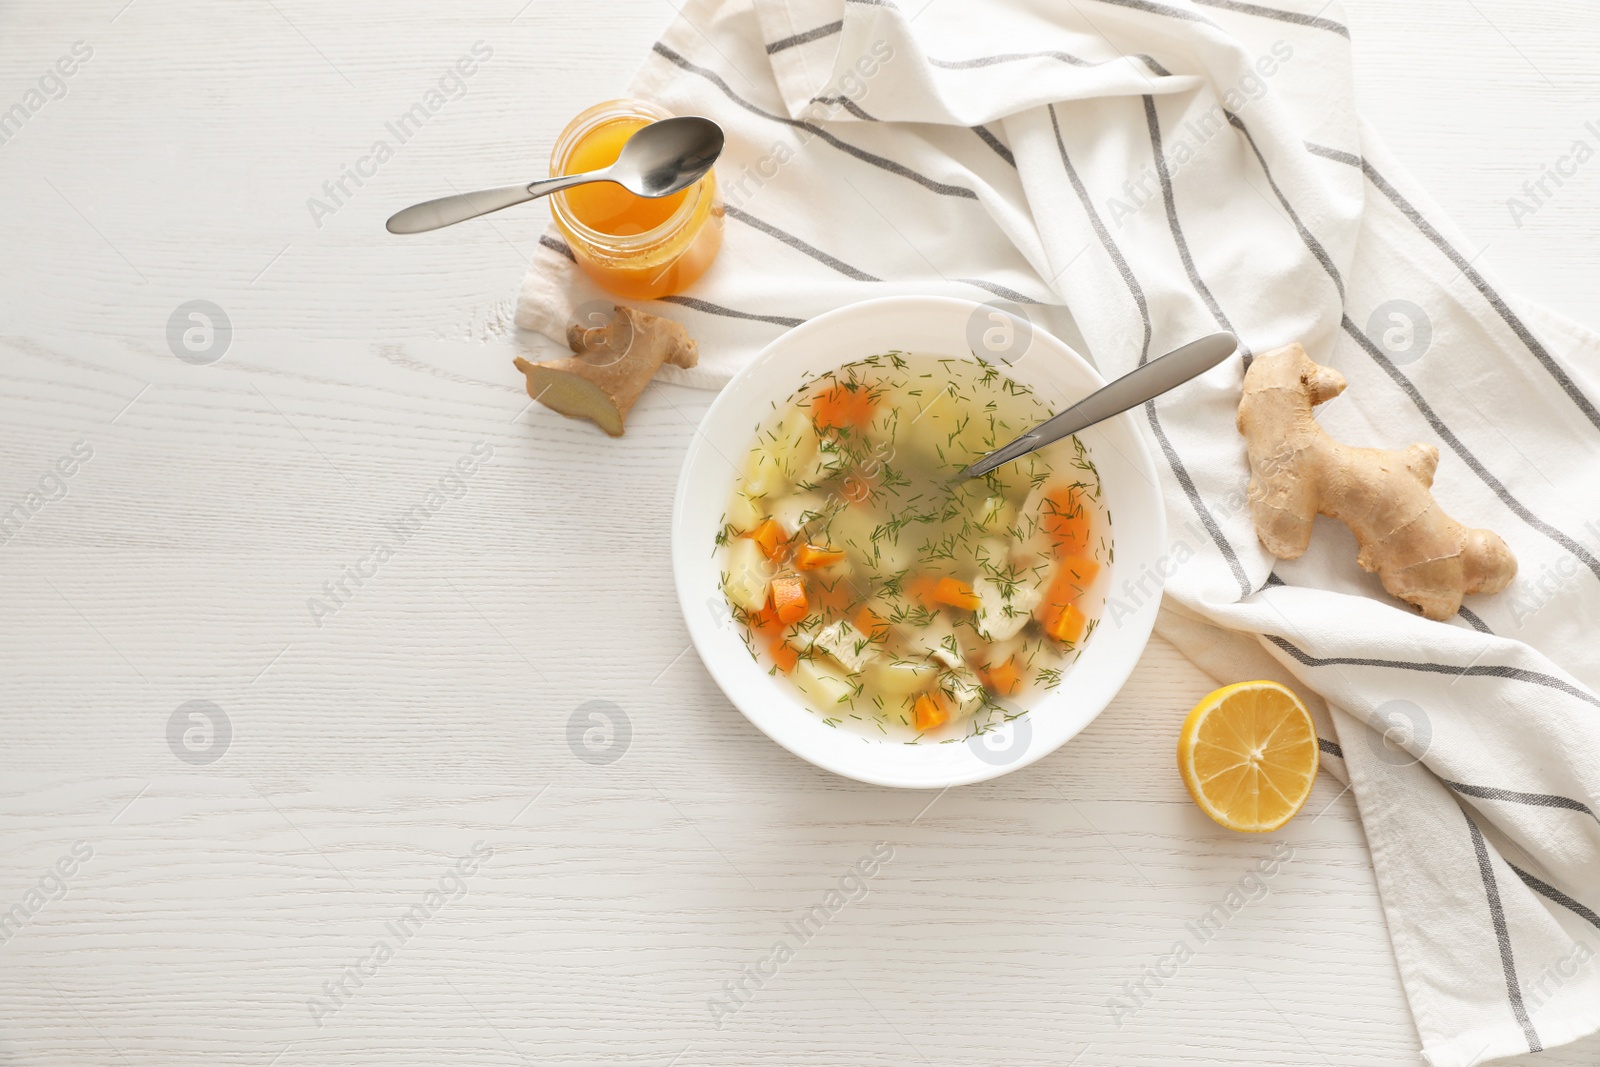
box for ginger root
[513,305,697,437]
[1237,343,1516,621]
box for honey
[549,100,722,300]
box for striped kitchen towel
[515,1,1600,1062]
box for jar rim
[548,98,705,252]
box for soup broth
[717,353,1110,742]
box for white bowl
[671,296,1165,788]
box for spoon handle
[386,171,608,235]
[960,331,1238,478]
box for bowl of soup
[672,296,1165,787]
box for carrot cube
[933,576,980,611]
[769,639,799,673]
[812,383,877,430]
[906,575,941,610]
[810,575,853,613]
[746,603,784,637]
[913,692,949,731]
[1054,556,1099,598]
[1042,486,1092,557]
[979,655,1023,696]
[745,518,786,561]
[769,575,809,623]
[1043,601,1087,644]
[1037,556,1097,644]
[853,606,890,642]
[794,544,846,570]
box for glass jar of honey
[548,99,723,300]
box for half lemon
[1178,680,1319,833]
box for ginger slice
[1236,343,1516,621]
[513,305,697,437]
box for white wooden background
[2,0,1598,1064]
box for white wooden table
[3,1,1597,1064]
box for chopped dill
[712,349,1111,744]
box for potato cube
[726,490,763,532]
[794,658,853,709]
[722,538,773,613]
[866,657,941,697]
[770,492,831,539]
